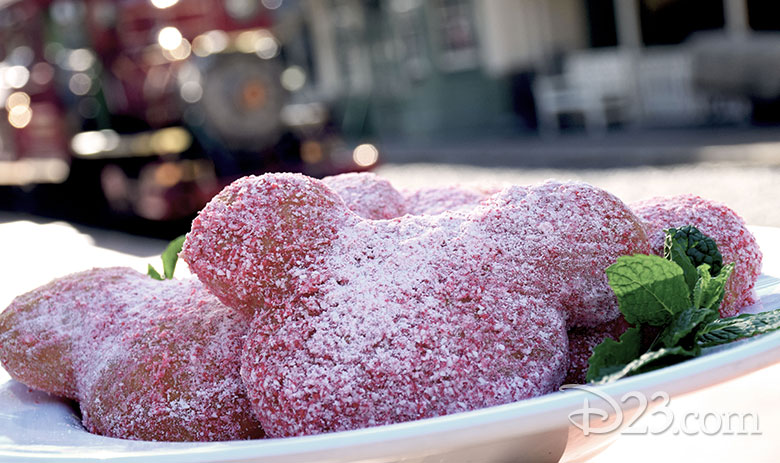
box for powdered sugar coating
[321,173,648,326]
[183,173,649,436]
[322,172,494,218]
[475,181,650,327]
[403,185,496,216]
[322,174,646,382]
[0,267,263,441]
[241,211,567,436]
[182,174,347,314]
[322,172,406,219]
[631,195,762,317]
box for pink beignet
[0,267,263,441]
[182,173,648,436]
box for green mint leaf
[664,226,723,276]
[691,265,710,310]
[147,264,164,281]
[592,345,698,384]
[656,306,717,349]
[585,327,642,383]
[664,229,698,291]
[606,254,691,326]
[692,262,734,312]
[161,235,187,280]
[696,308,780,348]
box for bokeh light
[300,140,324,163]
[192,30,229,57]
[151,0,180,8]
[280,103,327,126]
[66,48,95,72]
[5,92,30,112]
[153,162,182,187]
[8,46,34,67]
[0,159,69,185]
[235,30,259,53]
[280,66,306,91]
[261,0,283,10]
[71,129,120,156]
[352,143,379,167]
[150,127,192,154]
[4,66,30,89]
[225,0,258,19]
[8,105,33,129]
[255,34,279,59]
[180,81,203,103]
[68,73,92,95]
[158,26,183,51]
[162,38,192,61]
[30,62,55,86]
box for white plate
[1,228,779,463]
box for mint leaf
[147,235,186,280]
[162,235,186,279]
[664,229,698,291]
[147,264,164,281]
[664,226,723,276]
[585,327,642,383]
[692,263,734,312]
[606,254,691,326]
[696,308,780,348]
[655,306,717,349]
[592,346,698,384]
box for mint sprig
[664,231,699,290]
[594,346,698,383]
[585,327,642,382]
[697,310,780,348]
[693,263,733,312]
[606,254,690,326]
[654,306,715,349]
[147,235,186,280]
[665,225,724,277]
[588,225,780,384]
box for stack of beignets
[0,172,762,440]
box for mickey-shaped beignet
[182,173,648,436]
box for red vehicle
[0,0,376,236]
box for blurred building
[304,0,589,140]
[1,0,780,232]
[303,0,780,138]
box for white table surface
[0,215,778,462]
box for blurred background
[2,0,780,238]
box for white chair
[637,48,709,126]
[533,49,638,136]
